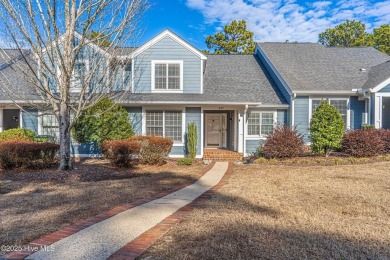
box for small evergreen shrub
[177,158,193,166]
[362,125,375,130]
[0,128,35,141]
[187,122,197,159]
[377,129,390,153]
[342,129,384,157]
[0,140,59,169]
[131,136,173,165]
[309,100,345,155]
[101,139,140,167]
[73,98,134,145]
[261,124,304,159]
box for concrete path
[27,162,229,260]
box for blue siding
[294,96,310,140]
[170,145,185,156]
[255,49,291,105]
[71,143,101,156]
[126,107,142,135]
[22,109,38,133]
[185,107,202,156]
[349,96,365,130]
[246,139,263,155]
[378,83,390,93]
[133,36,201,94]
[277,109,288,125]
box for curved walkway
[26,162,229,260]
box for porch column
[238,109,244,153]
[0,109,3,132]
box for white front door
[206,114,227,148]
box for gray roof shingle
[120,54,287,105]
[258,42,390,92]
[0,49,42,101]
[362,61,390,90]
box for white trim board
[130,30,207,60]
[151,60,184,93]
[370,77,390,93]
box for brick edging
[108,162,233,260]
[1,161,216,260]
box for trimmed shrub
[262,124,304,159]
[0,128,35,141]
[378,129,390,153]
[131,136,173,165]
[342,129,384,157]
[0,140,59,169]
[187,122,197,159]
[177,158,193,166]
[310,100,345,155]
[101,139,140,167]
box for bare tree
[0,0,149,170]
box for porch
[202,109,244,161]
[0,107,21,132]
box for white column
[238,109,244,153]
[0,109,3,132]
[374,94,382,129]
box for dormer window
[151,60,183,92]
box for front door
[206,114,226,148]
[383,97,390,129]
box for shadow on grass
[141,192,390,260]
[0,163,201,246]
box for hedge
[0,140,59,169]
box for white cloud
[186,0,390,42]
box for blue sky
[138,0,390,50]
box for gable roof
[257,42,390,92]
[120,54,288,105]
[362,60,390,91]
[129,29,207,60]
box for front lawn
[0,159,205,247]
[141,162,390,259]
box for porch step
[203,149,243,162]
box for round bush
[0,140,59,169]
[131,136,173,165]
[262,124,304,159]
[0,128,35,141]
[342,129,384,157]
[377,129,390,154]
[101,140,140,167]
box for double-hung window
[311,99,348,127]
[41,114,59,140]
[146,110,183,143]
[152,61,182,91]
[247,112,275,137]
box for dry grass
[142,162,390,259]
[0,159,205,247]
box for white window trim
[308,97,350,130]
[70,59,89,92]
[151,60,183,93]
[246,111,277,139]
[142,107,185,146]
[374,93,390,128]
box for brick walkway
[6,162,229,260]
